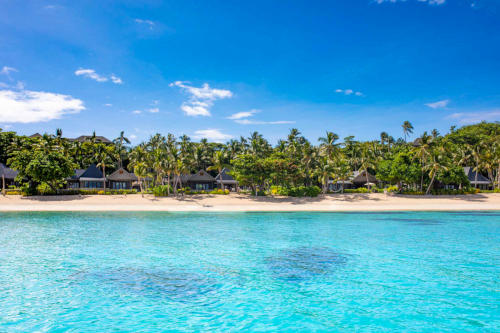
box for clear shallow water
[0,212,499,332]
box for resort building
[107,167,137,190]
[215,168,239,191]
[0,162,18,190]
[67,164,106,189]
[171,170,217,191]
[69,135,112,144]
[463,167,492,190]
[328,170,379,192]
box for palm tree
[208,150,227,190]
[402,121,414,142]
[318,131,340,160]
[358,143,376,190]
[413,132,433,190]
[424,146,448,195]
[94,143,115,192]
[134,162,147,196]
[113,131,130,168]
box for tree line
[0,121,499,195]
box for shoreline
[0,193,499,212]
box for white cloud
[129,134,137,140]
[110,74,123,84]
[0,89,84,123]
[151,100,159,105]
[75,68,123,84]
[374,0,445,5]
[132,110,142,114]
[235,119,295,125]
[227,109,260,120]
[1,66,17,76]
[193,129,233,142]
[227,108,294,125]
[2,124,12,130]
[170,81,233,117]
[148,108,159,113]
[426,99,450,109]
[335,88,363,96]
[447,110,500,124]
[104,103,112,107]
[135,18,155,30]
[75,68,107,82]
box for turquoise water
[0,212,499,331]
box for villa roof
[70,135,112,144]
[188,170,216,182]
[29,133,42,138]
[216,168,235,181]
[352,170,378,185]
[0,163,18,180]
[69,169,86,180]
[80,164,104,179]
[107,168,138,181]
[464,167,491,184]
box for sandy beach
[0,193,498,212]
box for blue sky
[1,0,499,143]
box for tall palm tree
[113,131,130,168]
[318,131,340,160]
[208,150,227,190]
[402,121,414,142]
[94,143,115,192]
[413,132,433,190]
[134,162,148,196]
[358,143,376,190]
[424,145,448,195]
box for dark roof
[173,174,190,183]
[0,163,18,180]
[188,170,216,182]
[216,168,236,182]
[352,170,378,185]
[107,168,138,181]
[80,164,104,179]
[71,135,112,144]
[68,169,86,180]
[464,167,491,184]
[29,133,42,138]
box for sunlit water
[0,212,499,331]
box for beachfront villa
[67,164,106,189]
[215,168,239,192]
[463,166,493,190]
[0,162,18,190]
[328,170,379,192]
[107,168,138,190]
[66,165,137,190]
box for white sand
[0,193,498,211]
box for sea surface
[0,211,499,332]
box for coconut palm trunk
[2,174,5,196]
[474,166,478,189]
[426,171,436,195]
[102,164,106,192]
[365,170,370,190]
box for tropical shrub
[152,185,173,197]
[344,188,370,193]
[269,185,321,197]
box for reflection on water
[87,268,219,301]
[266,247,347,282]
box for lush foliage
[1,121,499,197]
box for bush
[479,188,500,193]
[269,185,321,197]
[209,188,230,195]
[152,185,173,197]
[344,188,370,193]
[386,185,399,193]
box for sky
[0,0,499,144]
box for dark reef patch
[88,267,219,301]
[265,247,348,282]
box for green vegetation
[0,121,499,196]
